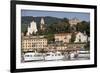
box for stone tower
[40,18,46,31]
[27,20,38,35]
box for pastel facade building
[54,33,72,43]
[22,36,47,52]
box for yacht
[77,48,90,58]
[23,52,44,62]
[45,51,64,61]
[77,51,90,58]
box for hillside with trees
[21,16,90,37]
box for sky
[21,10,90,21]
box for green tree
[76,21,90,37]
[70,32,76,43]
[44,34,55,42]
[84,42,90,51]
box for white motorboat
[78,50,89,53]
[78,53,90,58]
[45,51,64,61]
[24,52,44,62]
[77,50,90,58]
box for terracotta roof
[55,33,72,36]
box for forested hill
[21,16,90,37]
[21,16,69,33]
[21,16,65,25]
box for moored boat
[45,51,64,61]
[23,52,44,62]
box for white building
[74,32,88,43]
[27,20,38,35]
[54,32,88,43]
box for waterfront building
[74,32,88,43]
[54,33,72,43]
[21,36,47,52]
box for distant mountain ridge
[21,16,64,25]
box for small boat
[70,52,76,60]
[23,52,44,62]
[64,51,78,60]
[77,50,90,58]
[45,51,64,61]
[78,50,89,54]
[78,53,90,58]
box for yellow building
[21,36,47,52]
[54,33,72,43]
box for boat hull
[45,56,64,61]
[23,52,44,62]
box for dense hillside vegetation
[21,16,90,37]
